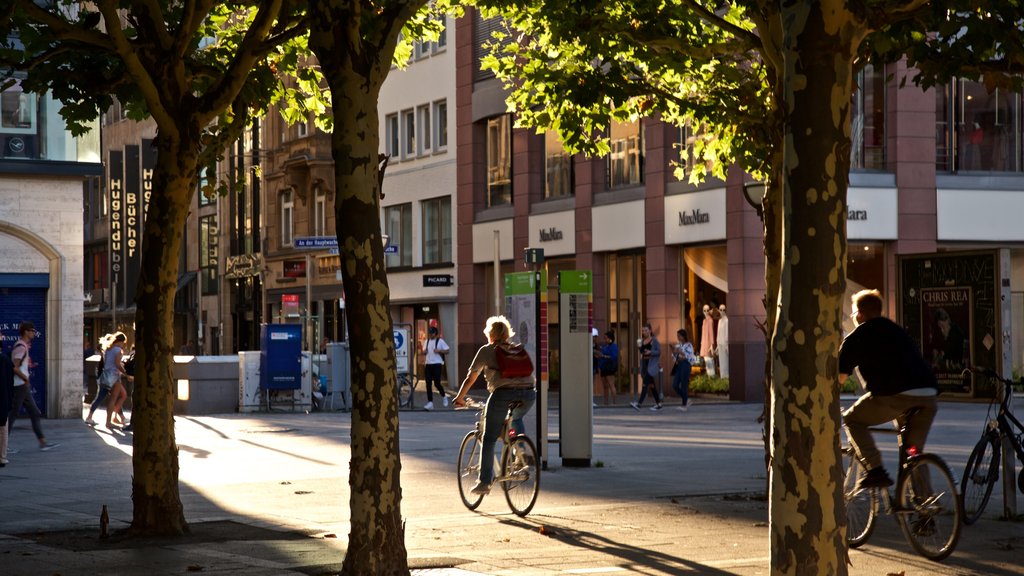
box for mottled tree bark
[309,2,426,571]
[768,2,867,573]
[130,134,199,536]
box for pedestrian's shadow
[493,515,737,574]
[95,426,134,447]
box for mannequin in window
[700,305,717,377]
[717,305,729,380]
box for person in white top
[422,326,450,410]
[717,304,729,379]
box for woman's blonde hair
[100,332,127,351]
[483,315,515,343]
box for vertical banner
[141,139,155,229]
[124,145,141,306]
[108,151,124,308]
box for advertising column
[559,270,593,467]
[504,270,548,468]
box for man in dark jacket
[840,289,938,490]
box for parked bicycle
[843,409,963,561]
[397,372,415,409]
[455,398,539,516]
[960,367,1024,525]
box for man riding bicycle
[453,315,537,495]
[840,289,939,490]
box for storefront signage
[848,209,868,221]
[848,187,896,240]
[678,209,710,226]
[539,227,564,242]
[281,293,300,317]
[108,150,124,302]
[283,259,307,278]
[422,274,453,287]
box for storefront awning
[683,246,728,292]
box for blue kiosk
[260,323,302,410]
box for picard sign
[423,274,453,287]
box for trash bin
[327,342,351,411]
[172,355,240,415]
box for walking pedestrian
[596,330,619,406]
[422,326,450,410]
[0,345,14,465]
[88,332,133,431]
[671,328,697,411]
[631,322,663,411]
[7,321,57,451]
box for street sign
[294,236,338,249]
[384,245,398,254]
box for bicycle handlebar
[964,367,1009,383]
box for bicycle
[960,367,1024,525]
[397,372,415,409]
[843,409,963,561]
[455,398,539,517]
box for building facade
[0,79,101,419]
[455,12,1024,401]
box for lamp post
[743,180,767,221]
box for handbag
[98,370,114,389]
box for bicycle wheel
[397,375,413,409]
[897,453,962,561]
[960,432,1000,525]
[457,431,485,510]
[500,435,539,517]
[842,446,877,547]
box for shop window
[545,130,573,198]
[384,203,412,267]
[851,64,886,170]
[936,78,1022,172]
[197,166,214,206]
[402,109,416,158]
[486,114,513,206]
[422,196,451,264]
[607,120,644,188]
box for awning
[683,246,728,293]
[176,271,197,293]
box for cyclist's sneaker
[423,401,434,411]
[857,466,893,490]
[470,481,491,495]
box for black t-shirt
[839,317,938,396]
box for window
[937,78,1022,172]
[0,79,35,133]
[297,120,308,137]
[545,130,573,198]
[422,196,451,264]
[384,203,413,267]
[434,100,448,150]
[199,215,219,295]
[435,16,447,51]
[851,64,886,170]
[402,109,416,158]
[486,114,512,206]
[417,104,432,154]
[198,166,214,206]
[314,187,327,236]
[385,113,399,157]
[281,190,294,247]
[607,120,644,188]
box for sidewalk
[0,399,1021,575]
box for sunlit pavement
[0,394,1020,575]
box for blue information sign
[294,236,338,249]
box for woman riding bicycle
[840,289,939,490]
[453,315,537,496]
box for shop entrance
[603,251,646,395]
